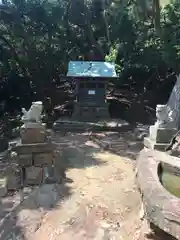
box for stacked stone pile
[8,122,57,188]
[0,102,63,197]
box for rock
[34,184,59,208]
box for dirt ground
[33,131,174,240]
[0,130,175,240]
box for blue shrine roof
[67,61,117,78]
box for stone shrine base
[53,118,131,132]
[72,103,110,120]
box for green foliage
[0,0,180,113]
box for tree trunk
[153,0,161,36]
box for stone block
[149,126,176,143]
[33,153,53,166]
[18,154,33,166]
[20,125,46,144]
[12,142,55,155]
[95,106,110,118]
[144,137,169,151]
[42,165,62,183]
[6,164,22,190]
[21,122,45,129]
[0,177,7,197]
[25,166,43,185]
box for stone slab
[149,126,177,143]
[33,153,53,166]
[12,142,55,154]
[25,166,43,185]
[0,177,7,197]
[20,126,46,144]
[18,154,33,166]
[144,137,169,151]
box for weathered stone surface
[25,166,43,185]
[6,164,22,190]
[53,118,129,132]
[53,150,67,177]
[20,126,46,144]
[144,137,169,151]
[72,103,110,120]
[136,149,180,240]
[43,165,64,183]
[149,126,176,143]
[18,154,33,166]
[33,152,53,166]
[0,177,7,197]
[32,184,60,208]
[12,142,55,154]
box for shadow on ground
[0,155,72,240]
[1,123,169,240]
[144,222,177,240]
[89,125,148,162]
[0,132,109,240]
[145,232,176,240]
[53,132,107,169]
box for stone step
[53,119,130,133]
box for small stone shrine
[6,101,59,190]
[66,61,117,120]
[53,61,118,131]
[144,104,177,150]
